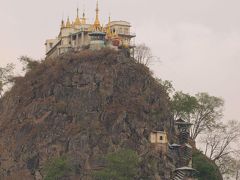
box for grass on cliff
[42,156,73,180]
[93,149,140,180]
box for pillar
[81,31,84,47]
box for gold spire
[82,11,86,24]
[93,0,101,31]
[74,8,81,26]
[106,15,112,37]
[66,17,72,28]
[61,19,65,29]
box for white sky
[0,0,239,122]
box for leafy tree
[93,149,140,180]
[172,92,224,140]
[43,156,73,180]
[0,63,14,97]
[171,91,198,120]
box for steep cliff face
[0,49,174,179]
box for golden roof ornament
[61,19,65,29]
[66,17,72,28]
[82,11,86,25]
[74,8,81,26]
[106,16,112,37]
[93,0,101,31]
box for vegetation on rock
[43,156,72,180]
[93,149,139,180]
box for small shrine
[150,130,168,154]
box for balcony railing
[118,32,136,37]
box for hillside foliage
[93,149,140,180]
[193,150,223,180]
[43,156,72,180]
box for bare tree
[202,120,240,161]
[0,63,14,97]
[134,43,154,66]
[19,56,40,72]
[222,156,240,180]
[156,78,175,96]
[201,120,240,176]
[235,159,240,180]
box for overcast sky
[0,0,239,122]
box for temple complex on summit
[45,0,136,58]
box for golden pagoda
[93,0,101,31]
[106,16,112,38]
[66,17,71,28]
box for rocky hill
[0,49,174,179]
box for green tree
[172,92,224,140]
[43,156,72,180]
[171,91,198,120]
[93,149,140,180]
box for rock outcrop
[0,49,174,179]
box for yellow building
[45,0,136,58]
[150,130,168,154]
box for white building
[45,1,136,58]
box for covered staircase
[172,169,185,180]
[181,144,192,166]
[179,131,189,144]
[172,167,197,180]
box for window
[119,27,123,34]
[160,136,163,140]
[124,28,129,35]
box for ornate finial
[93,0,101,31]
[106,15,112,37]
[81,3,87,25]
[96,0,99,12]
[66,17,72,28]
[74,8,81,26]
[81,8,86,25]
[61,19,65,29]
[83,3,86,18]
